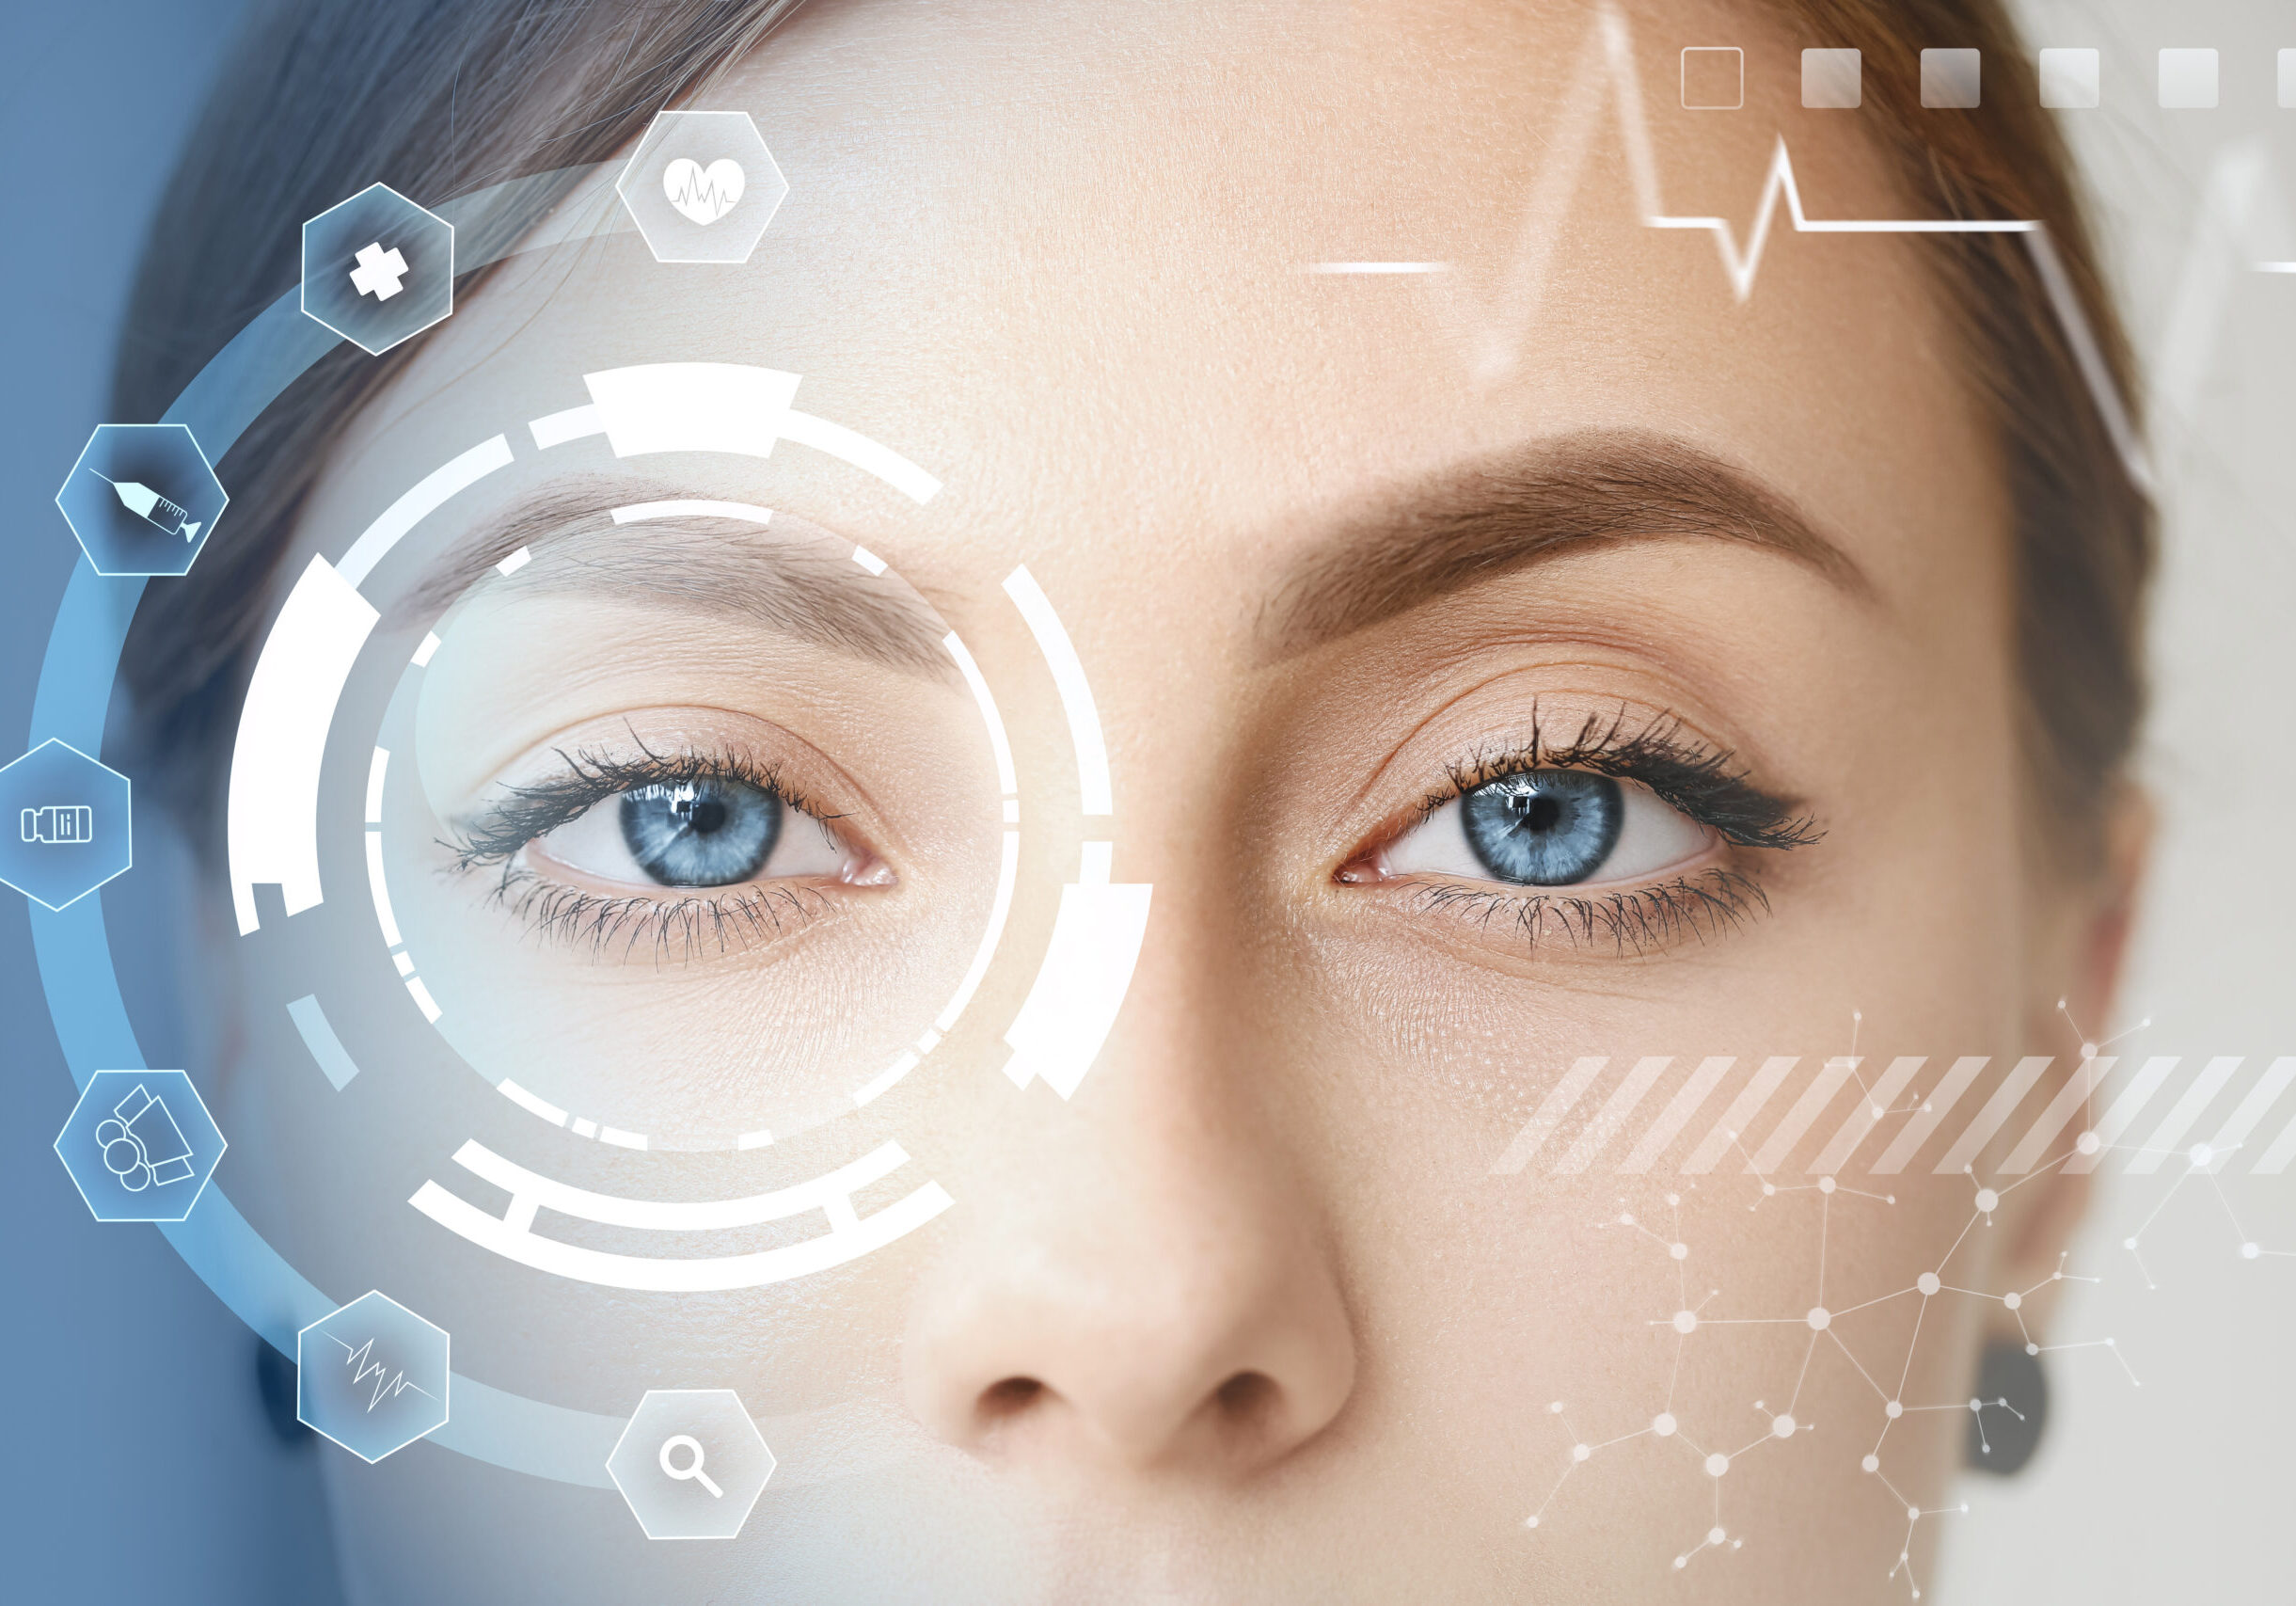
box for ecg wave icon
[295,1292,450,1461]
[1310,3,2153,495]
[328,1332,438,1413]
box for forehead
[313,0,2002,628]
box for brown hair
[112,0,2150,869]
[1769,0,2153,869]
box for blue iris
[1460,770,1623,885]
[618,779,781,886]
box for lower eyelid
[484,866,849,961]
[448,809,888,965]
[520,823,872,897]
[1392,866,1773,954]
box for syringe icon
[88,471,201,542]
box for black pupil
[619,778,781,887]
[1458,768,1624,886]
[1511,792,1563,834]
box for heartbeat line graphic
[1646,135,2033,300]
[666,168,738,213]
[328,1333,438,1412]
[1314,2,2152,493]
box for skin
[183,1,2145,1599]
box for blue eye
[1384,766,1714,888]
[618,779,781,887]
[1459,770,1623,885]
[517,769,849,890]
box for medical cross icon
[349,241,409,301]
[303,185,452,353]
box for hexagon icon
[615,110,788,263]
[0,739,131,910]
[54,1070,226,1222]
[302,183,454,355]
[55,423,228,577]
[297,1292,451,1462]
[608,1389,775,1539]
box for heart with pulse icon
[662,157,746,225]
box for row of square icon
[1679,47,2296,112]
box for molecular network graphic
[1516,1009,2292,1598]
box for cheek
[1811,719,2037,1040]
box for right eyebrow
[1260,429,1876,660]
[388,483,954,679]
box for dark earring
[255,1336,313,1448]
[1962,1339,2048,1474]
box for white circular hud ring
[225,361,1152,1296]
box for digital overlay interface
[8,3,2296,1602]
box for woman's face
[224,1,2123,1598]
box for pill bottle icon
[21,805,95,845]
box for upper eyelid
[447,747,837,871]
[1390,706,1821,853]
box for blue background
[0,3,341,1598]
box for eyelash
[446,743,849,962]
[1365,705,1820,955]
[1403,867,1771,953]
[443,712,1807,961]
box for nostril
[1206,1373,1294,1464]
[979,1375,1047,1422]
[1213,1371,1276,1419]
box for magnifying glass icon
[658,1433,723,1498]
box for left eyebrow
[388,479,954,679]
[1259,429,1877,660]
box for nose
[902,1041,1357,1480]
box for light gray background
[1940,2,2296,1598]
